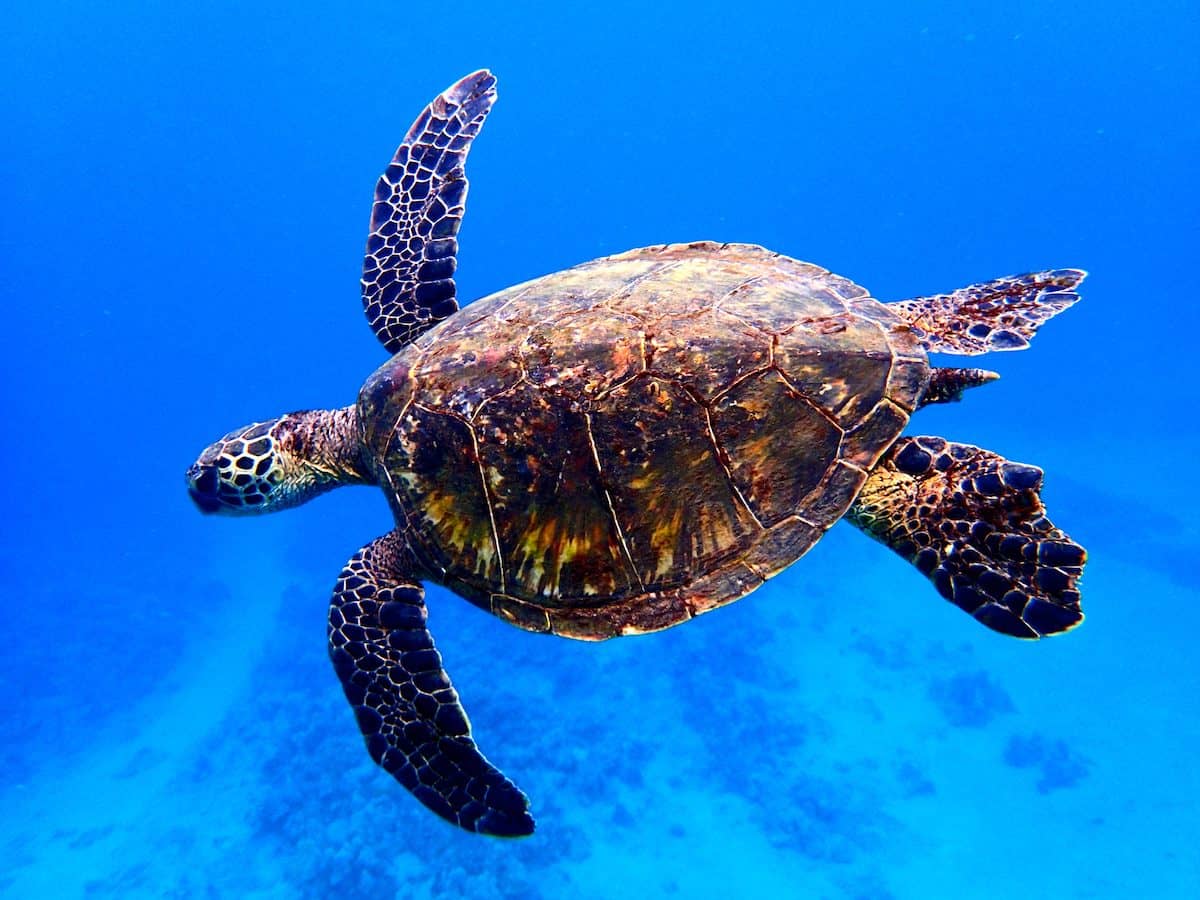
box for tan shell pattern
[358,242,928,639]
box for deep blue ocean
[3,2,1197,897]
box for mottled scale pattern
[847,436,1086,638]
[890,269,1085,355]
[361,70,497,354]
[474,382,640,600]
[328,532,533,835]
[390,404,501,584]
[360,242,932,636]
[193,419,283,509]
[589,375,759,590]
[191,409,371,513]
[711,370,842,527]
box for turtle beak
[186,462,224,513]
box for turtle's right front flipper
[329,532,534,836]
[847,437,1086,638]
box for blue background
[2,1,1197,896]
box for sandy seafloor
[2,2,1197,898]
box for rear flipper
[890,269,1085,355]
[847,436,1086,638]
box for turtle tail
[848,437,1086,639]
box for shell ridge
[583,410,645,592]
[675,375,766,531]
[710,273,773,314]
[466,415,507,594]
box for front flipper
[361,70,497,354]
[890,269,1085,355]
[328,532,534,835]
[847,437,1086,638]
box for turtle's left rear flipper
[328,531,534,836]
[890,269,1085,355]
[847,437,1086,638]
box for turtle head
[187,408,372,515]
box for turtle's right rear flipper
[847,436,1086,638]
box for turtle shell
[358,242,929,639]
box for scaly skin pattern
[358,242,931,639]
[328,531,534,836]
[189,408,371,513]
[890,269,1085,355]
[361,71,496,354]
[847,436,1085,638]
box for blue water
[3,1,1197,896]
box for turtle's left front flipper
[362,70,498,354]
[328,532,534,836]
[847,437,1086,638]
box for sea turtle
[187,70,1088,837]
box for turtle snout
[187,462,223,513]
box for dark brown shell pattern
[358,242,929,639]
